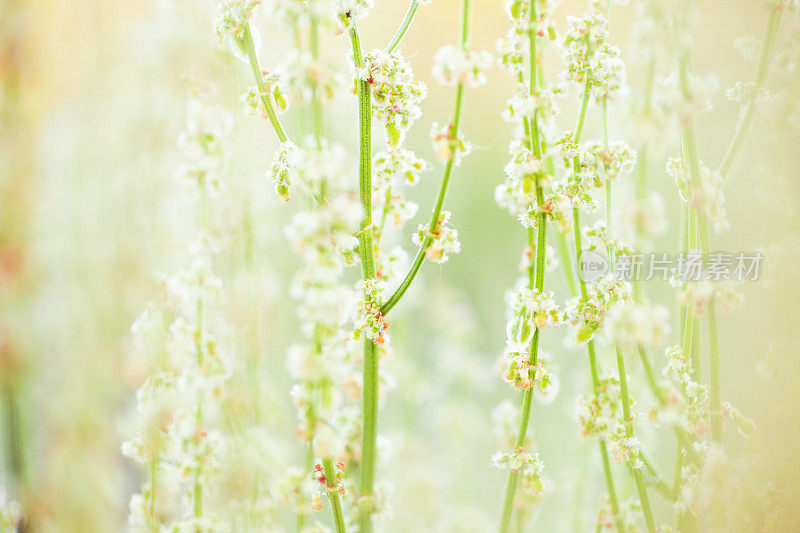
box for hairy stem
[322,458,347,533]
[348,22,379,533]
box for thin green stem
[568,72,625,533]
[348,21,379,533]
[639,452,675,502]
[637,344,702,465]
[603,89,655,530]
[679,43,723,444]
[718,8,782,178]
[499,5,548,529]
[322,458,347,533]
[707,298,721,442]
[380,0,471,316]
[384,0,421,54]
[149,458,158,532]
[572,208,624,533]
[310,19,324,151]
[616,347,656,532]
[242,24,289,143]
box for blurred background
[1,0,799,531]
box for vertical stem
[322,458,347,533]
[348,22,379,533]
[310,20,324,151]
[499,3,548,529]
[679,40,722,444]
[569,74,625,533]
[615,347,656,533]
[603,91,655,531]
[707,297,721,442]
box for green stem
[310,19,324,151]
[573,207,624,533]
[616,347,656,533]
[380,0,471,316]
[242,23,289,143]
[499,5,548,529]
[679,44,723,444]
[718,8,782,178]
[707,298,721,442]
[603,91,655,530]
[639,452,674,502]
[348,22,379,533]
[568,73,625,533]
[384,0,421,54]
[322,458,347,533]
[192,175,209,520]
[149,458,158,531]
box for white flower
[430,122,472,165]
[354,278,390,345]
[666,157,728,233]
[214,0,262,62]
[269,141,302,201]
[333,0,374,30]
[359,50,426,141]
[607,303,670,351]
[412,211,461,264]
[432,45,493,88]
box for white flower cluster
[176,99,233,195]
[657,71,719,118]
[606,303,670,352]
[430,122,472,165]
[501,288,561,395]
[372,147,428,230]
[269,141,301,201]
[412,210,461,264]
[666,157,729,233]
[584,140,636,181]
[123,98,244,530]
[215,0,262,61]
[619,192,667,251]
[359,50,426,142]
[333,0,374,30]
[502,344,559,400]
[576,376,622,440]
[563,10,628,101]
[432,45,493,88]
[354,278,390,345]
[565,275,632,343]
[496,0,559,77]
[281,138,361,464]
[507,287,560,332]
[492,447,545,495]
[242,71,288,118]
[660,345,711,436]
[676,279,742,316]
[278,49,342,106]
